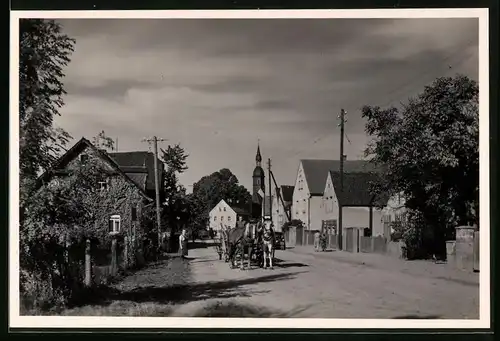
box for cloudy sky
[55,18,479,192]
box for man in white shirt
[179,228,188,258]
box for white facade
[291,162,311,229]
[271,186,292,232]
[209,199,237,233]
[321,171,385,237]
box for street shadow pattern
[273,258,309,269]
[189,241,219,249]
[80,271,302,308]
[188,300,315,318]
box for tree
[92,130,115,151]
[190,168,252,233]
[362,74,479,259]
[282,219,304,233]
[19,19,75,202]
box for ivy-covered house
[35,137,156,248]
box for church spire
[256,139,262,166]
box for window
[109,215,121,234]
[219,207,221,211]
[228,216,231,221]
[223,207,226,212]
[214,216,217,221]
[98,180,108,191]
[221,216,224,221]
[80,154,89,163]
[131,207,137,221]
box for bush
[400,211,435,260]
[20,268,67,314]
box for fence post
[124,235,129,269]
[84,238,92,287]
[111,236,118,276]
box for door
[296,226,303,246]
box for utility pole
[338,109,347,251]
[142,136,166,256]
[267,158,272,220]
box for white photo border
[9,8,490,329]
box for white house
[291,159,376,231]
[380,192,408,238]
[271,185,294,232]
[209,199,250,233]
[321,170,387,237]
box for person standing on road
[236,215,245,229]
[179,228,188,258]
[314,230,320,252]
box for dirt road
[62,241,479,318]
[172,244,479,319]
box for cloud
[54,17,479,191]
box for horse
[226,222,259,270]
[261,220,276,269]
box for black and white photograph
[11,9,489,329]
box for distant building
[271,185,294,232]
[321,170,388,237]
[251,143,265,220]
[380,192,408,238]
[209,199,250,233]
[291,159,377,231]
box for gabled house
[322,170,389,237]
[209,199,250,233]
[108,151,166,202]
[36,137,154,241]
[291,159,376,231]
[271,185,294,232]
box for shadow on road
[188,241,219,249]
[273,258,309,269]
[82,271,302,308]
[188,301,315,318]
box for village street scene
[17,17,480,320]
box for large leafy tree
[92,130,116,152]
[362,74,479,258]
[191,168,252,231]
[19,19,75,200]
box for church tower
[251,142,265,219]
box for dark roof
[108,151,164,192]
[36,138,152,201]
[329,171,388,207]
[232,206,250,216]
[280,185,294,202]
[301,159,377,196]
